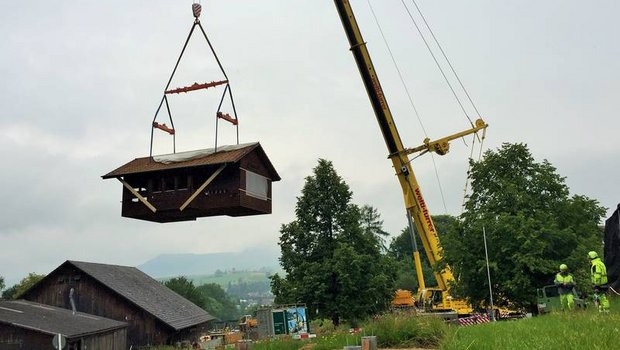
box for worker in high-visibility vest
[554,264,575,311]
[588,251,610,313]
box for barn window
[245,169,269,200]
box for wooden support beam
[118,178,157,213]
[180,164,226,211]
[165,80,228,94]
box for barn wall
[81,328,127,350]
[24,264,170,347]
[169,321,211,343]
[0,323,52,350]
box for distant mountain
[138,248,280,278]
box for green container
[273,310,288,335]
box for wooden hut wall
[121,166,242,211]
[24,265,170,347]
[237,150,273,213]
[120,165,245,221]
[174,149,275,217]
[189,164,242,210]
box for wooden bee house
[102,142,280,223]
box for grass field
[251,313,447,350]
[151,298,619,350]
[250,298,620,350]
[440,297,620,350]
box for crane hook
[192,3,202,19]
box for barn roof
[64,260,215,330]
[0,300,126,338]
[102,142,281,180]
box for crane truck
[333,0,487,315]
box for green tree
[271,159,396,326]
[388,215,457,291]
[360,205,390,252]
[196,283,240,321]
[441,143,605,310]
[164,276,206,309]
[0,276,4,293]
[2,273,46,299]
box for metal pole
[483,226,495,321]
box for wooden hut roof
[0,300,127,338]
[102,142,281,181]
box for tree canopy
[165,277,241,321]
[196,283,240,321]
[389,215,457,291]
[2,273,45,299]
[165,276,206,309]
[441,143,605,309]
[271,159,396,325]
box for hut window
[164,177,175,192]
[245,170,269,200]
[131,187,148,203]
[152,178,163,193]
[176,176,189,190]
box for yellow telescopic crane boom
[332,0,487,302]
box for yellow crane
[333,0,487,315]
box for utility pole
[483,226,495,321]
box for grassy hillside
[186,270,270,287]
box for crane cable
[400,0,476,129]
[402,0,489,212]
[461,122,487,213]
[409,0,483,121]
[366,0,448,214]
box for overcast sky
[1,0,618,286]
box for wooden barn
[102,142,280,223]
[0,300,127,350]
[22,260,215,348]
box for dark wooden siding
[25,265,170,347]
[82,329,127,350]
[0,323,51,350]
[170,322,210,343]
[0,323,126,350]
[238,150,273,214]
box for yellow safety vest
[591,258,608,286]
